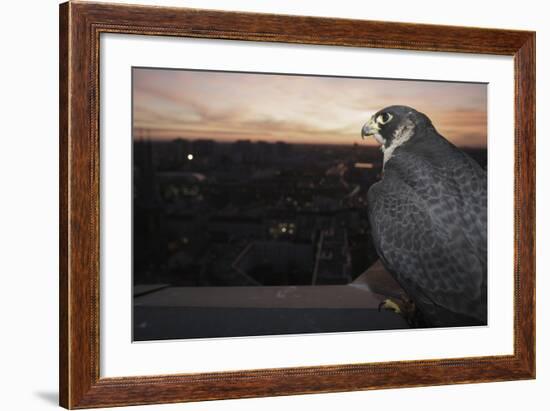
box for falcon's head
[361,105,433,151]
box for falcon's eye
[377,112,393,125]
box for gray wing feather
[367,135,487,325]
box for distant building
[132,140,416,286]
[233,241,314,285]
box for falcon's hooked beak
[361,117,385,145]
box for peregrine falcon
[361,105,487,327]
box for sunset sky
[133,68,487,148]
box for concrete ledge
[135,284,385,309]
[134,305,409,341]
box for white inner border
[100,33,514,378]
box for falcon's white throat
[382,119,415,166]
[372,132,386,145]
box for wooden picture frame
[59,1,535,408]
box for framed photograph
[59,1,535,408]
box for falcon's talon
[378,296,422,327]
[378,298,402,314]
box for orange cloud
[133,68,487,147]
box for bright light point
[187,154,194,160]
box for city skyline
[133,68,487,148]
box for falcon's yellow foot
[378,296,421,327]
[378,298,403,314]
